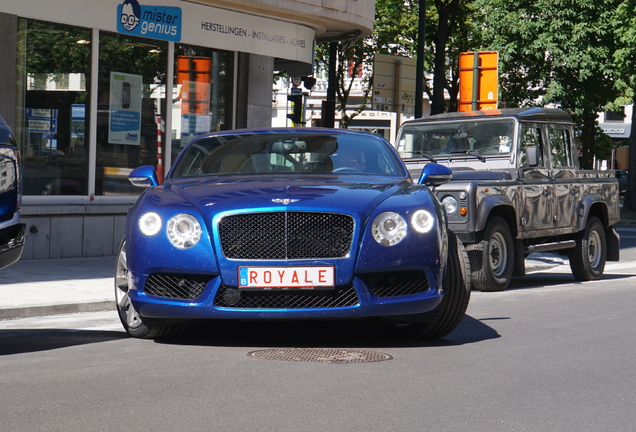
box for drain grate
[247,348,393,364]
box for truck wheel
[115,239,186,339]
[379,231,471,339]
[472,216,514,292]
[569,216,606,281]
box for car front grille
[214,284,359,309]
[144,273,213,300]
[218,212,354,260]
[359,271,430,297]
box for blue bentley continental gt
[115,128,470,339]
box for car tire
[471,216,514,292]
[379,230,471,339]
[115,238,185,339]
[568,216,606,281]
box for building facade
[0,0,374,259]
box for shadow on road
[156,314,500,349]
[0,314,500,355]
[0,329,127,356]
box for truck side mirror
[129,165,159,187]
[418,163,452,186]
[525,145,539,167]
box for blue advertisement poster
[109,72,142,145]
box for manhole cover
[247,348,393,364]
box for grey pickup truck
[394,107,620,291]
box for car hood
[162,174,410,221]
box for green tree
[374,0,480,114]
[613,0,636,212]
[374,0,419,56]
[314,39,374,129]
[428,0,480,114]
[478,0,621,169]
[315,0,479,124]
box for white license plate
[238,266,335,290]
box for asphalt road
[1,228,635,432]
[1,277,636,430]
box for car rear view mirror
[129,165,159,187]
[270,139,307,154]
[418,163,452,186]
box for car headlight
[441,195,458,215]
[372,212,407,246]
[167,213,202,249]
[411,209,435,233]
[139,212,162,236]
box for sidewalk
[0,256,117,320]
[0,252,569,321]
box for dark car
[615,169,627,197]
[115,128,470,339]
[0,115,26,269]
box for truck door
[518,125,554,234]
[547,126,580,229]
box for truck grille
[215,284,359,309]
[219,212,354,260]
[359,271,430,297]
[145,273,213,300]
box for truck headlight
[139,212,161,236]
[167,213,202,249]
[372,212,407,246]
[441,195,458,215]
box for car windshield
[396,119,515,160]
[171,131,404,178]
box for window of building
[605,108,625,122]
[16,19,92,196]
[16,22,233,198]
[96,31,168,196]
[171,45,232,164]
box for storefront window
[16,19,92,195]
[171,45,232,163]
[97,32,168,195]
[16,24,232,197]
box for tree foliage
[427,0,480,114]
[613,0,636,211]
[314,39,374,128]
[477,0,622,169]
[315,0,479,125]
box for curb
[0,300,116,320]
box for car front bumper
[128,270,444,321]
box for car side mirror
[129,165,159,188]
[418,163,452,186]
[525,145,539,167]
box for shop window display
[16,19,92,196]
[171,45,231,164]
[15,21,232,197]
[97,32,168,195]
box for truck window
[396,119,514,159]
[519,127,545,167]
[548,128,574,168]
